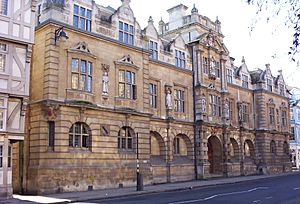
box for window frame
[209,94,221,117]
[118,69,136,100]
[281,109,287,127]
[149,82,157,109]
[242,104,249,123]
[37,4,42,25]
[118,127,134,151]
[269,107,275,125]
[174,137,180,155]
[175,50,186,68]
[227,69,233,83]
[242,74,249,88]
[48,121,55,148]
[71,58,92,93]
[175,89,185,113]
[267,78,273,92]
[73,4,92,32]
[0,0,8,16]
[215,61,220,78]
[0,42,7,73]
[69,122,90,149]
[119,21,134,46]
[149,40,158,60]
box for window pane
[127,138,132,149]
[130,25,134,34]
[119,21,123,30]
[129,35,134,46]
[75,135,81,147]
[0,43,6,51]
[48,121,55,147]
[150,84,153,94]
[126,84,131,98]
[80,18,85,30]
[121,138,126,148]
[126,71,131,83]
[72,58,78,72]
[87,10,92,19]
[0,54,5,72]
[119,70,125,82]
[119,83,125,97]
[74,5,79,14]
[86,20,91,32]
[119,31,123,42]
[0,0,8,15]
[71,74,79,89]
[124,33,128,44]
[87,76,92,92]
[154,42,157,50]
[82,135,89,147]
[69,134,73,147]
[131,72,135,84]
[87,62,92,75]
[150,41,153,49]
[73,16,79,28]
[132,85,136,99]
[124,23,128,32]
[81,75,86,90]
[81,60,86,73]
[80,7,85,17]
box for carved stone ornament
[165,87,172,110]
[70,42,91,53]
[224,99,229,119]
[119,54,135,65]
[43,104,59,120]
[44,0,65,9]
[201,96,206,113]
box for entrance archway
[207,135,223,174]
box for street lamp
[54,27,69,45]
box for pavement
[2,172,299,204]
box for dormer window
[175,50,185,68]
[279,84,284,96]
[73,4,92,32]
[227,69,233,83]
[267,79,272,92]
[149,40,158,60]
[242,74,248,88]
[203,57,208,74]
[119,21,134,46]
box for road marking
[253,200,261,203]
[293,187,300,190]
[168,187,269,204]
[265,196,272,199]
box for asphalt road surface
[88,173,300,204]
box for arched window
[118,127,134,150]
[69,122,90,148]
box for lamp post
[136,133,143,191]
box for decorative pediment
[115,54,139,69]
[68,42,96,58]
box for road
[87,173,300,204]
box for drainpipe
[191,45,198,180]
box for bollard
[137,173,144,191]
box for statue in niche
[201,97,206,113]
[238,103,243,122]
[166,88,172,110]
[102,71,109,95]
[224,100,229,118]
[210,57,216,76]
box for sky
[96,0,299,87]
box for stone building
[17,0,290,194]
[0,0,36,198]
[289,87,300,169]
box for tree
[247,0,300,63]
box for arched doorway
[207,136,223,174]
